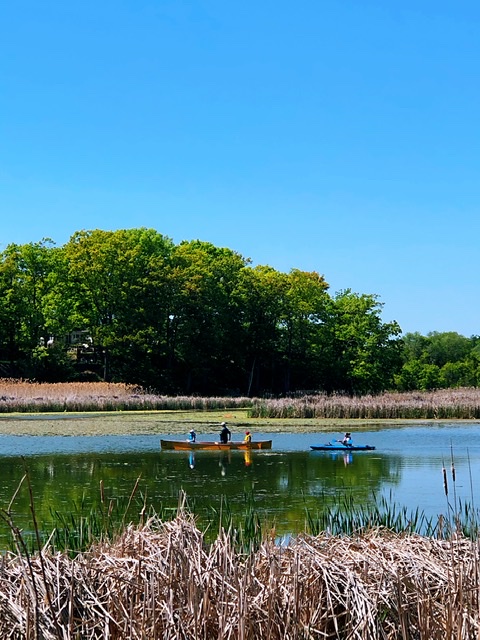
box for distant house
[40,330,92,349]
[64,330,92,348]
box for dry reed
[0,379,253,413]
[3,380,480,420]
[0,512,479,639]
[250,388,480,420]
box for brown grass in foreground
[1,514,479,639]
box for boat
[310,443,375,451]
[161,439,272,451]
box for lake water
[0,422,479,546]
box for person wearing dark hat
[243,430,252,444]
[341,432,352,447]
[219,422,231,444]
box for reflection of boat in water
[161,440,272,451]
[310,443,375,451]
[219,451,230,476]
[183,446,255,476]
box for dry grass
[0,512,479,639]
[251,388,480,420]
[2,379,480,421]
[0,379,253,413]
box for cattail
[443,466,448,497]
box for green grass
[304,491,438,537]
[6,487,480,558]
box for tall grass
[3,379,480,418]
[250,388,480,419]
[304,491,440,538]
[1,504,480,638]
[0,379,254,413]
[15,492,270,557]
[8,477,480,558]
[2,470,480,637]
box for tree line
[0,228,478,395]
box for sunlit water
[0,423,479,546]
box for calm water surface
[0,423,479,545]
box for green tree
[0,239,65,378]
[395,360,442,391]
[318,290,402,394]
[277,269,329,393]
[424,331,471,367]
[397,331,480,390]
[63,228,174,385]
[167,240,248,394]
[400,332,429,362]
[0,244,25,369]
[439,361,476,388]
[235,265,286,395]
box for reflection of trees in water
[0,451,404,544]
[250,451,401,491]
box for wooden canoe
[160,439,272,451]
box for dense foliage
[0,229,477,394]
[395,331,480,390]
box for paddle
[334,439,353,447]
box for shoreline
[0,409,475,436]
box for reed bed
[3,380,480,419]
[0,379,254,413]
[0,512,479,639]
[250,388,480,420]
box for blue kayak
[310,443,375,451]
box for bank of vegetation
[1,459,477,637]
[0,379,254,413]
[1,510,480,639]
[250,387,480,419]
[1,229,479,397]
[2,379,480,420]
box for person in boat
[244,430,252,444]
[341,432,352,447]
[219,422,231,444]
[188,429,196,443]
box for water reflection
[0,424,479,548]
[219,452,230,477]
[0,448,401,546]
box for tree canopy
[0,228,477,395]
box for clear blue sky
[2,1,479,337]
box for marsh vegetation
[2,379,480,421]
[2,497,480,639]
[0,379,254,414]
[250,387,480,419]
[2,380,480,636]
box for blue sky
[1,0,479,337]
